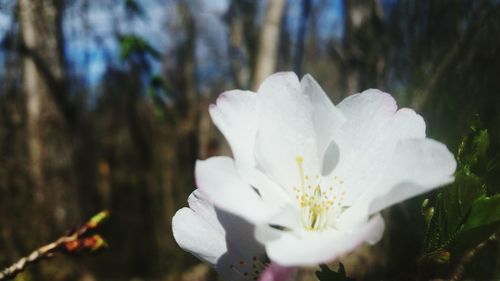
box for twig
[449,231,498,281]
[0,210,109,281]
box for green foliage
[88,210,110,229]
[421,118,500,266]
[117,31,167,120]
[118,34,160,63]
[147,74,170,120]
[316,263,355,281]
[462,194,500,232]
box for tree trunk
[226,0,259,88]
[342,0,385,96]
[342,0,363,96]
[19,0,79,233]
[252,0,286,90]
[293,0,311,77]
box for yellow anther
[294,156,346,232]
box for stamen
[294,156,346,232]
[295,156,305,193]
[230,256,268,281]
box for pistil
[294,156,345,231]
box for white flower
[195,72,457,266]
[172,190,270,281]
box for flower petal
[254,72,320,192]
[209,89,291,205]
[368,138,456,214]
[336,89,397,121]
[195,156,280,223]
[209,89,258,167]
[338,138,456,227]
[265,214,385,266]
[172,207,226,266]
[187,190,226,235]
[217,252,266,281]
[300,74,346,175]
[332,90,426,204]
[174,190,268,281]
[215,209,269,281]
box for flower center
[293,156,345,232]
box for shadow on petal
[216,209,269,281]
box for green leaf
[316,263,355,281]
[439,171,485,240]
[118,34,160,62]
[457,116,489,170]
[447,194,500,255]
[421,117,496,260]
[462,194,500,232]
[422,171,486,254]
[88,210,110,228]
[147,74,169,120]
[150,74,165,89]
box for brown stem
[0,210,108,281]
[449,232,498,281]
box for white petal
[174,191,267,281]
[321,140,341,176]
[217,253,263,281]
[265,214,385,266]
[367,138,456,214]
[209,89,291,205]
[332,90,426,203]
[300,74,346,175]
[209,89,258,167]
[338,138,456,227]
[238,166,294,206]
[255,72,320,192]
[219,210,267,258]
[255,204,303,243]
[187,190,225,235]
[337,89,397,121]
[195,156,279,223]
[216,209,268,280]
[172,207,227,266]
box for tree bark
[341,0,385,96]
[19,0,79,232]
[252,0,286,90]
[293,0,311,77]
[342,0,363,96]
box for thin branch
[0,210,109,281]
[449,232,498,281]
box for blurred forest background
[0,0,499,280]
